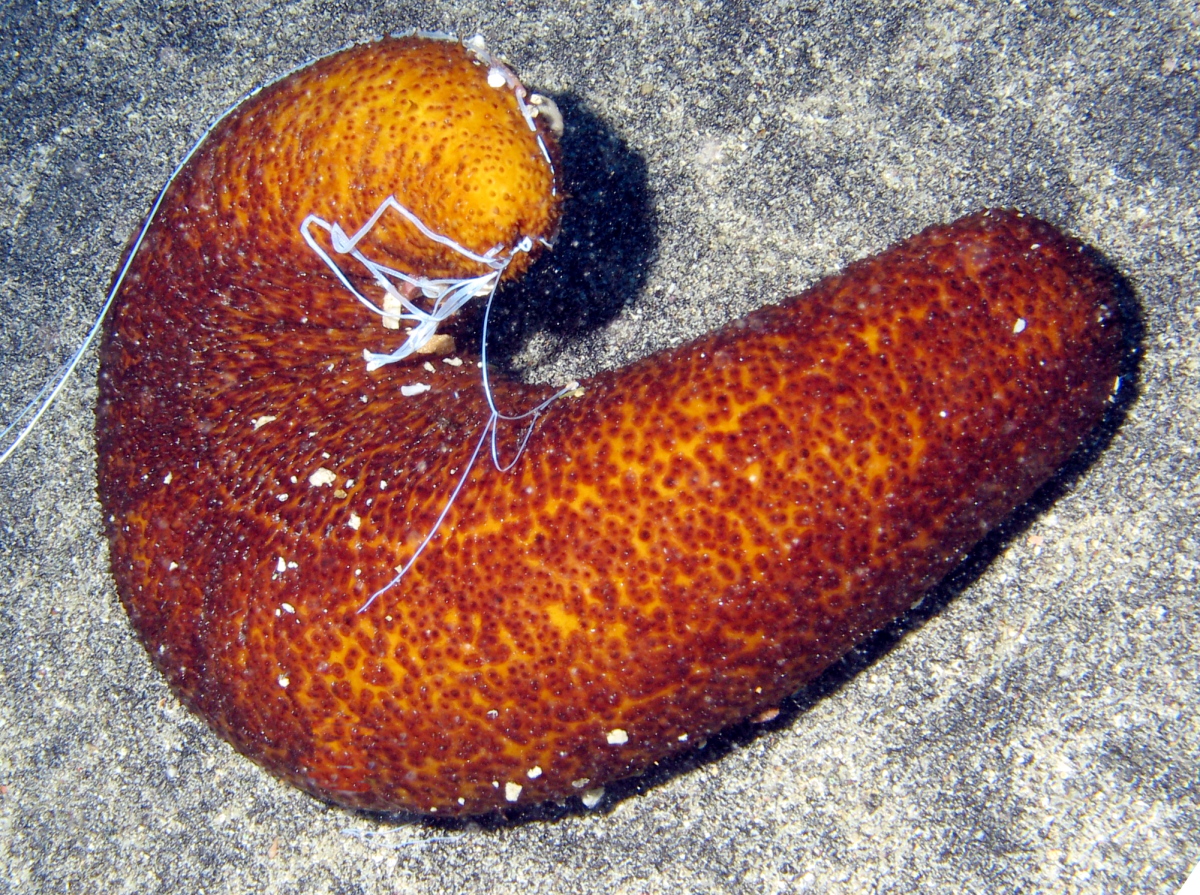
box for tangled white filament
[301,195,576,613]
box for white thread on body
[301,194,575,613]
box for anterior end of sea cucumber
[96,35,1124,817]
[150,34,561,297]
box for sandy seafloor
[0,1,1197,893]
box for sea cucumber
[96,34,1124,815]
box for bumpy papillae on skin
[97,36,1123,815]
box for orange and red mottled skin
[97,36,1123,815]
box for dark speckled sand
[1,2,1197,893]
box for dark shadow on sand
[461,92,659,367]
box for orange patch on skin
[97,36,1123,816]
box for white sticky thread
[303,196,575,614]
[300,196,519,369]
[300,41,571,612]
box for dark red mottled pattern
[96,43,1122,817]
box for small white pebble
[380,293,403,329]
[168,561,179,571]
[276,558,287,573]
[348,513,361,531]
[277,675,289,688]
[1013,317,1027,334]
[606,728,629,745]
[443,356,464,367]
[487,69,507,89]
[276,493,289,502]
[423,361,436,373]
[309,467,337,487]
[581,787,605,809]
[505,782,522,802]
[401,383,431,397]
[251,415,277,430]
[678,733,688,742]
[571,778,590,789]
[527,766,543,779]
[281,602,296,614]
[163,472,173,485]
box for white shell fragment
[581,787,605,809]
[381,292,403,330]
[308,467,337,487]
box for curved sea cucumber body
[97,36,1123,815]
